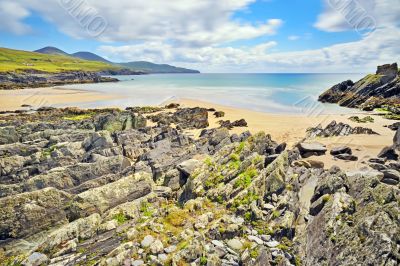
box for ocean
[59,73,365,114]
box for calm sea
[58,73,365,114]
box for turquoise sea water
[59,73,365,114]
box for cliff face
[0,71,118,90]
[319,63,400,110]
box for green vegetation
[232,192,259,209]
[234,167,258,189]
[249,248,260,259]
[0,47,118,73]
[349,116,374,123]
[113,212,128,225]
[200,256,208,265]
[63,113,93,121]
[140,201,154,218]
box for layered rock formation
[0,106,398,266]
[319,63,400,110]
[0,70,118,90]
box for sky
[0,0,399,73]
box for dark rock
[307,121,378,138]
[275,143,287,154]
[298,142,327,157]
[334,153,358,161]
[380,169,400,185]
[330,146,352,156]
[213,111,225,118]
[218,119,248,129]
[386,122,400,131]
[318,63,400,109]
[173,108,209,129]
[165,103,180,109]
[378,146,399,160]
[368,157,386,164]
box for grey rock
[0,126,19,145]
[141,235,155,248]
[298,142,327,157]
[265,240,280,248]
[381,169,400,185]
[22,252,49,266]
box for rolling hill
[119,61,200,74]
[0,47,119,73]
[34,46,200,74]
[72,52,111,63]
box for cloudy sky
[0,0,399,72]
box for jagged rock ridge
[319,63,400,110]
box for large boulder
[69,173,153,218]
[173,108,209,129]
[0,188,71,239]
[0,126,19,145]
[94,111,146,132]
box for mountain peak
[34,46,68,56]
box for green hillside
[0,47,118,73]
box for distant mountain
[34,46,69,56]
[34,46,200,74]
[0,47,119,73]
[72,52,111,64]
[119,61,200,74]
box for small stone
[158,253,168,262]
[23,252,49,266]
[266,240,280,248]
[164,245,177,253]
[248,235,263,245]
[260,235,271,242]
[126,228,138,240]
[227,238,243,251]
[141,235,155,248]
[150,239,164,254]
[263,203,275,210]
[212,240,225,248]
[381,169,400,185]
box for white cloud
[2,0,282,46]
[0,1,31,34]
[315,0,400,33]
[100,27,400,73]
[288,35,300,41]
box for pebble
[227,238,243,251]
[141,235,155,248]
[164,245,177,253]
[266,240,280,248]
[158,253,168,262]
[248,235,263,245]
[131,260,144,266]
[212,240,225,248]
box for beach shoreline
[0,87,394,170]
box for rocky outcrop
[319,63,400,110]
[306,120,378,138]
[0,107,398,266]
[0,70,118,90]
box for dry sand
[0,87,119,112]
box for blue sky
[0,0,398,72]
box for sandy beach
[0,89,395,170]
[0,87,120,112]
